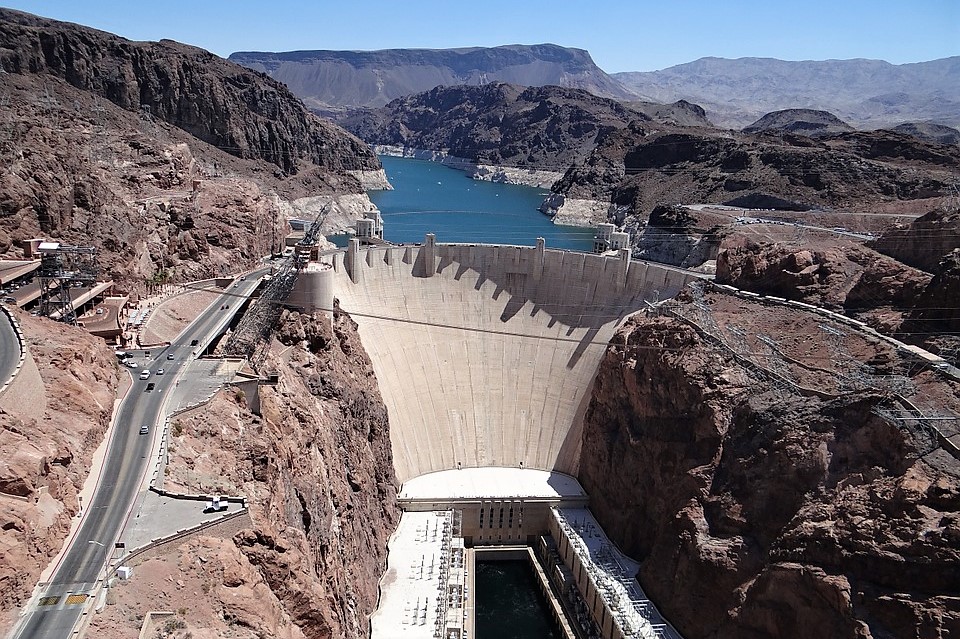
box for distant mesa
[228,44,634,109]
[743,109,855,138]
[891,122,960,146]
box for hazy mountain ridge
[229,44,634,109]
[614,56,960,129]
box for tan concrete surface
[329,242,699,482]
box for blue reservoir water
[367,156,595,251]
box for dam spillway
[318,237,699,483]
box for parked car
[125,360,139,369]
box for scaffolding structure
[37,242,98,325]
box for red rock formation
[578,293,960,639]
[91,310,399,638]
[0,313,119,620]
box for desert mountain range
[231,44,960,130]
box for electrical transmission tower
[37,242,98,325]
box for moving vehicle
[156,369,164,375]
[139,370,150,380]
[145,382,155,392]
[166,353,175,360]
[139,425,149,435]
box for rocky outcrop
[137,310,398,638]
[0,9,379,177]
[892,122,960,146]
[339,83,647,180]
[742,109,855,138]
[550,122,960,232]
[230,43,634,110]
[578,292,960,639]
[0,312,119,617]
[633,204,724,267]
[716,242,931,309]
[869,208,960,273]
[0,33,377,290]
[900,249,960,362]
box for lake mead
[368,156,596,251]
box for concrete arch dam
[312,239,699,483]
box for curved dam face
[324,239,698,483]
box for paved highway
[9,272,266,639]
[0,306,21,389]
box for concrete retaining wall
[326,242,700,482]
[119,509,252,568]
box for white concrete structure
[550,508,682,639]
[356,209,384,240]
[372,510,467,639]
[400,468,586,503]
[287,261,334,316]
[327,240,698,482]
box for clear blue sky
[3,0,958,72]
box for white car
[156,368,164,375]
[139,370,150,380]
[124,360,139,369]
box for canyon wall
[90,310,399,638]
[578,290,960,639]
[0,312,120,627]
[0,8,378,177]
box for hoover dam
[289,236,701,638]
[297,237,698,481]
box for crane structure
[224,203,330,364]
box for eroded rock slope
[89,310,399,638]
[579,288,960,639]
[0,312,120,624]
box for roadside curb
[0,303,27,396]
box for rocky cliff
[579,288,960,639]
[339,82,647,175]
[742,109,856,138]
[0,10,383,290]
[869,208,960,273]
[90,309,399,638]
[552,123,960,228]
[0,312,120,623]
[230,43,633,110]
[0,9,379,177]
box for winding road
[0,306,20,391]
[9,273,266,639]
